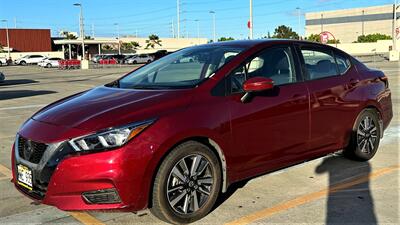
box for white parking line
[0,104,46,111]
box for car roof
[196,39,336,49]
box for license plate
[17,164,33,190]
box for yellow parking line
[69,212,105,225]
[225,165,400,225]
[0,164,12,178]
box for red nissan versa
[12,40,392,224]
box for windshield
[118,46,244,89]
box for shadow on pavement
[316,154,377,225]
[0,90,57,100]
[0,79,38,86]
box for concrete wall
[305,4,395,43]
[0,51,64,60]
[328,40,394,55]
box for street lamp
[1,19,10,59]
[114,23,121,54]
[209,11,216,42]
[296,7,301,39]
[73,3,85,60]
[194,19,200,43]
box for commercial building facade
[0,28,51,52]
[305,4,399,43]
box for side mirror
[241,77,274,103]
[243,77,274,92]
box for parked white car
[15,55,46,65]
[38,57,63,68]
[0,57,7,66]
[125,54,153,64]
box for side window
[230,46,297,93]
[301,49,338,80]
[335,53,351,74]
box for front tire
[150,141,221,224]
[344,109,381,161]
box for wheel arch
[147,136,229,208]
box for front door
[226,45,310,176]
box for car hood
[32,86,193,132]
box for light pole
[194,19,200,43]
[177,0,180,38]
[73,3,85,60]
[1,20,10,59]
[249,0,253,39]
[209,11,216,42]
[296,7,301,39]
[114,23,121,54]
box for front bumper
[12,121,159,211]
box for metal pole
[92,24,95,38]
[393,0,398,51]
[74,3,85,60]
[195,19,200,43]
[362,10,365,36]
[210,11,216,42]
[14,17,17,28]
[296,7,301,39]
[1,20,10,59]
[321,14,324,33]
[177,0,180,38]
[249,0,253,39]
[115,23,120,55]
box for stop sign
[247,21,251,29]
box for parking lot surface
[0,61,398,225]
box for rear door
[226,44,310,175]
[297,44,361,153]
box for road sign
[320,32,329,44]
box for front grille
[18,136,48,164]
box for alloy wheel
[166,154,214,215]
[357,116,378,154]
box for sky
[0,0,394,40]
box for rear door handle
[349,79,360,86]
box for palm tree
[145,34,162,49]
[131,41,141,49]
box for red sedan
[12,40,392,224]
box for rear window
[335,53,351,74]
[301,49,338,80]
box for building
[0,28,51,52]
[305,4,399,43]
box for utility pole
[14,17,17,28]
[1,20,10,59]
[321,13,324,33]
[362,10,365,36]
[249,0,253,39]
[210,11,216,42]
[171,19,175,38]
[296,7,301,39]
[114,23,121,55]
[91,24,95,38]
[194,19,200,43]
[73,3,85,60]
[177,0,180,38]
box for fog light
[82,188,121,204]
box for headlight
[69,119,154,151]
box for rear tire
[150,141,221,224]
[20,61,26,66]
[344,109,381,161]
[46,63,52,68]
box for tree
[121,42,133,51]
[355,33,391,43]
[218,37,235,42]
[131,41,141,49]
[145,34,162,49]
[60,31,77,40]
[272,25,299,39]
[102,44,114,50]
[305,34,340,44]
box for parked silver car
[125,54,153,64]
[38,57,63,68]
